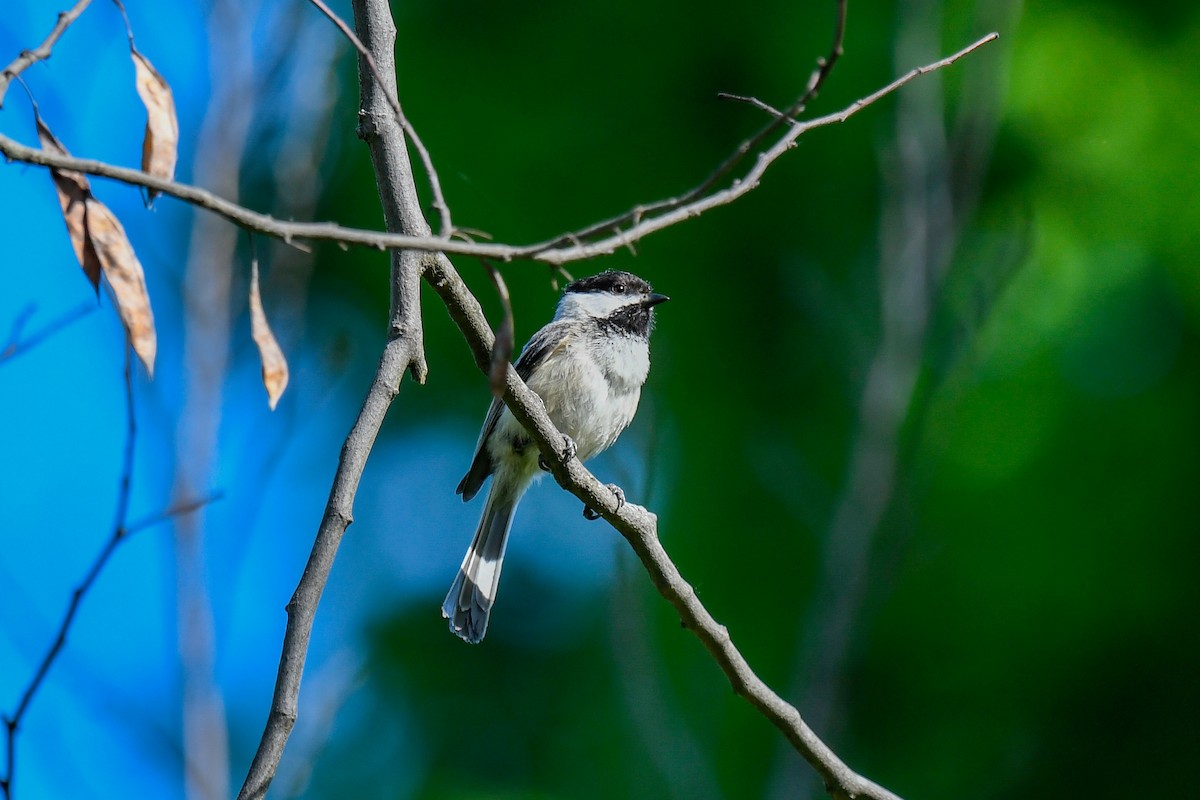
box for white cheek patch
[557,292,643,321]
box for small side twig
[548,0,848,249]
[305,0,452,237]
[126,492,224,535]
[480,259,514,397]
[0,303,96,365]
[0,0,93,108]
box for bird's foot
[539,434,578,472]
[583,484,625,520]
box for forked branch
[0,33,996,267]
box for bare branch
[0,0,93,108]
[0,32,997,267]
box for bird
[442,269,669,643]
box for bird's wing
[456,321,574,501]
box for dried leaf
[131,48,178,203]
[85,198,157,375]
[249,260,289,410]
[35,115,101,292]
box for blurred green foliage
[300,0,1200,797]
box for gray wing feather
[456,321,573,501]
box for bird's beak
[642,293,670,308]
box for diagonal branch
[424,254,903,800]
[0,32,997,267]
[0,0,93,108]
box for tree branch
[0,0,93,108]
[0,32,996,267]
[235,0,429,797]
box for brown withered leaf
[249,260,289,410]
[35,115,102,292]
[131,48,178,204]
[85,198,157,375]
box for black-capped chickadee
[442,270,669,643]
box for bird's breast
[524,335,650,462]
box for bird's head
[555,270,669,337]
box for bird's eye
[614,283,626,294]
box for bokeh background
[2,0,1198,798]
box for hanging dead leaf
[249,260,289,410]
[85,198,157,375]
[35,115,101,292]
[131,48,178,204]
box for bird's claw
[539,434,578,472]
[583,484,625,520]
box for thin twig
[1,306,35,349]
[126,492,225,535]
[716,92,797,122]
[0,0,93,108]
[305,0,452,237]
[1,347,135,800]
[553,0,848,249]
[0,302,96,365]
[0,33,997,268]
[108,0,135,47]
[480,259,514,398]
[795,0,849,113]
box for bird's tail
[442,488,518,643]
